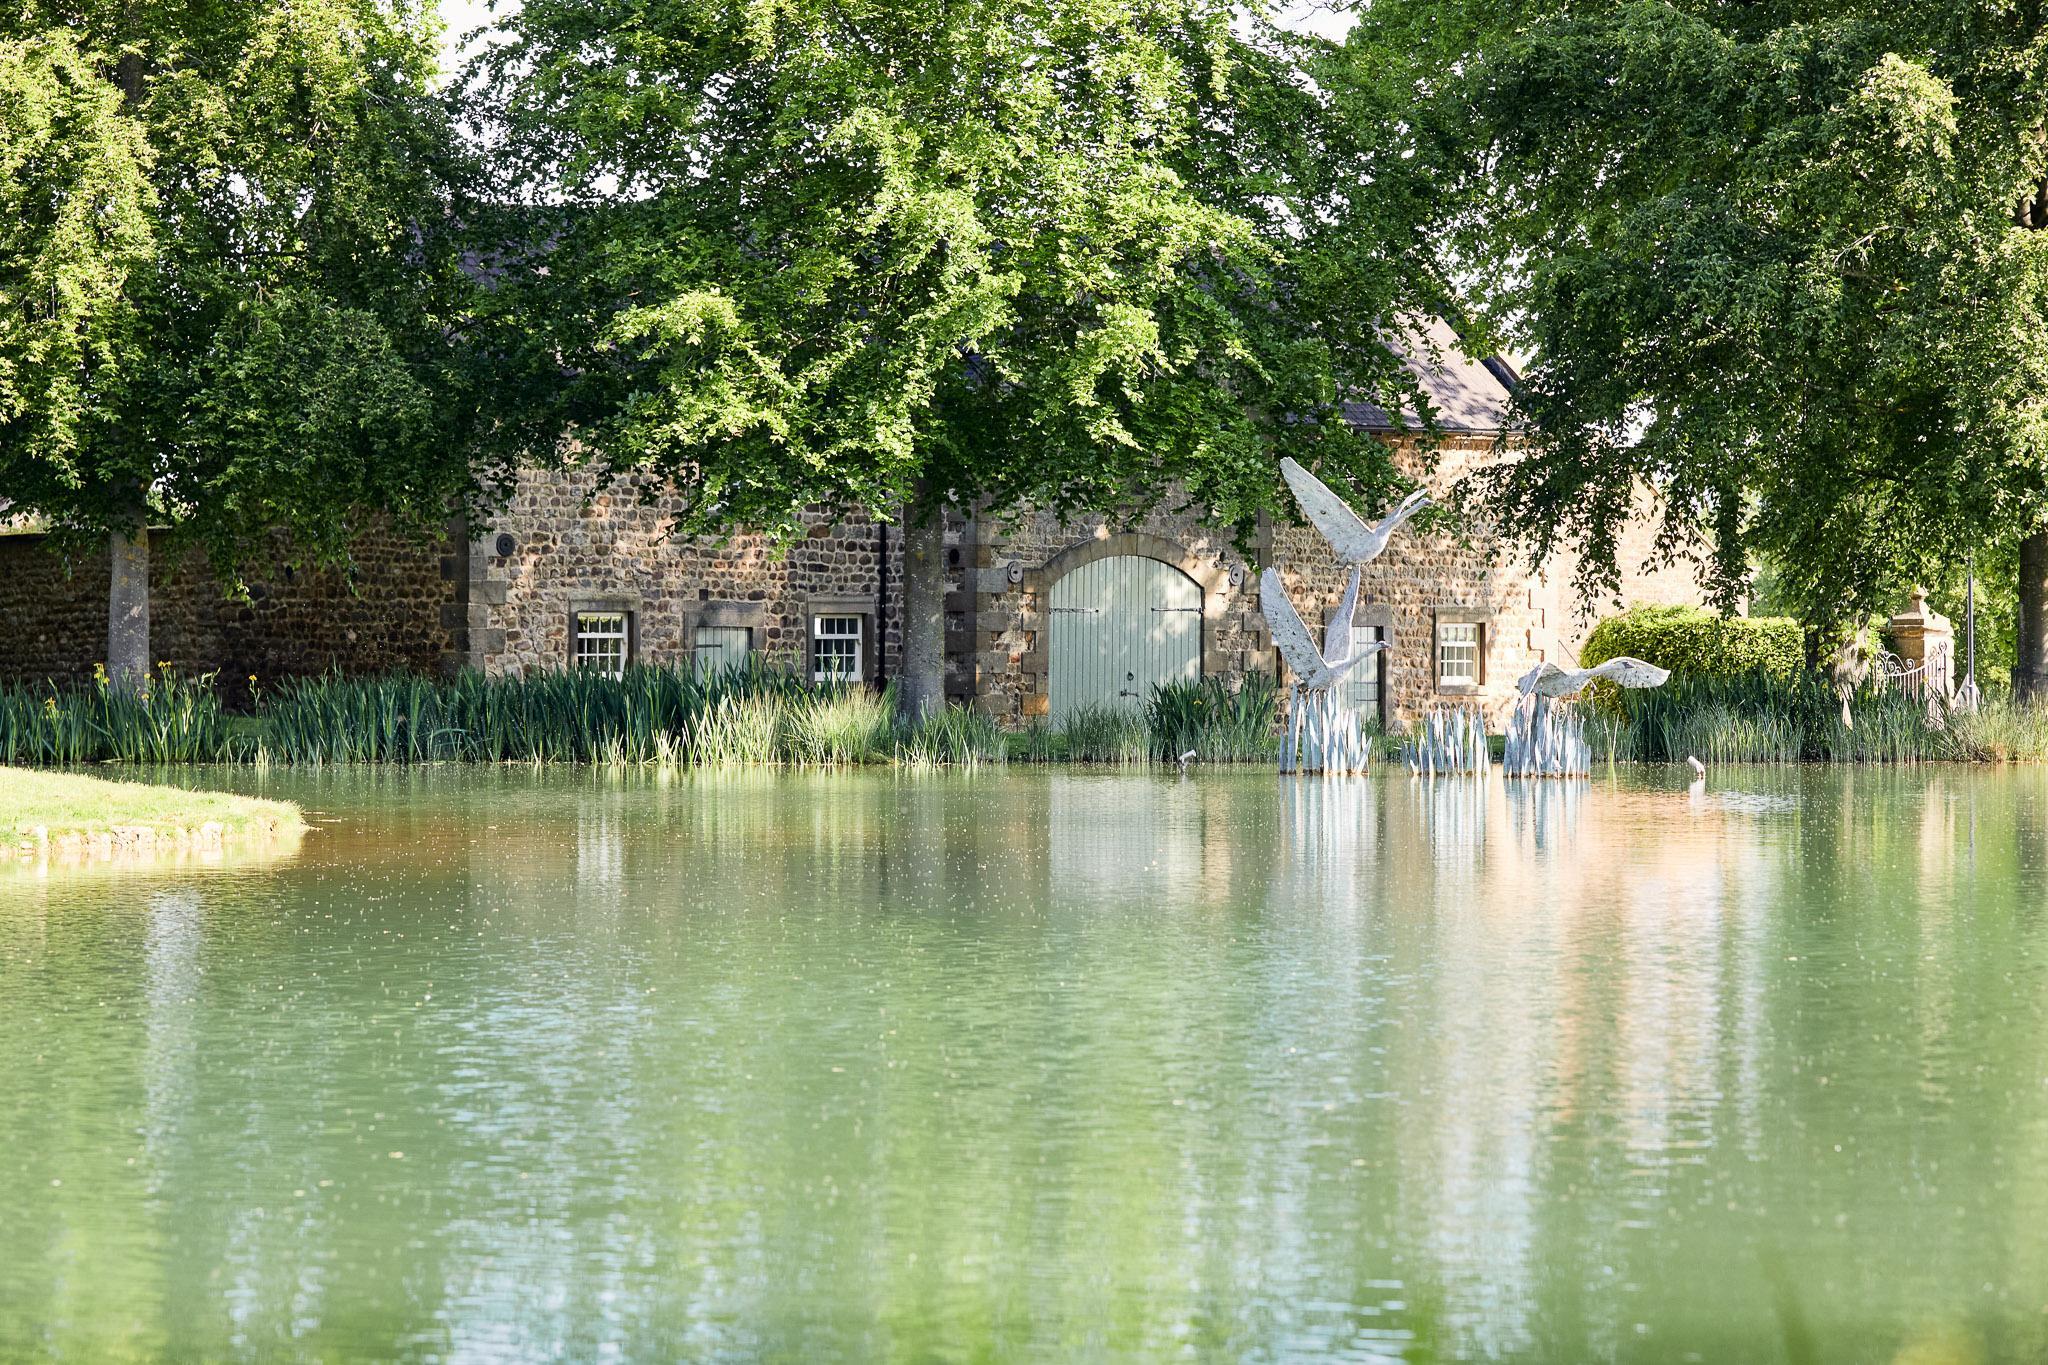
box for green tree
[1349,1,2048,687]
[0,0,485,686]
[470,0,1452,714]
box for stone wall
[0,444,1697,730]
[466,468,904,681]
[956,504,1258,722]
[0,523,453,700]
[961,437,1702,728]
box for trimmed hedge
[1579,605,1803,680]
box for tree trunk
[897,495,947,719]
[2017,527,2048,700]
[107,512,150,690]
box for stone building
[0,328,1697,727]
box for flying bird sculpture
[1266,457,1427,776]
[1279,457,1432,566]
[1261,568,1387,693]
[1516,657,1671,699]
[1505,657,1671,778]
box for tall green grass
[0,665,229,765]
[1056,703,1152,764]
[1146,674,1279,763]
[20,658,2039,771]
[245,663,1015,770]
[1940,700,2048,762]
[693,694,781,766]
[1602,670,1945,764]
[895,704,1007,767]
[779,685,897,765]
[257,659,807,765]
[1009,721,1060,763]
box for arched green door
[1048,555,1202,721]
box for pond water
[5,766,2048,1362]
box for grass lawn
[1,766,303,843]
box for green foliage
[692,695,782,768]
[0,666,228,765]
[0,31,154,474]
[1940,703,2048,764]
[1009,722,1061,763]
[468,0,1447,553]
[779,686,897,766]
[255,662,801,765]
[1147,674,1279,763]
[1604,672,1943,765]
[1057,704,1152,765]
[1347,0,2048,634]
[0,2,489,601]
[1580,606,1804,682]
[894,705,1007,769]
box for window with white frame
[812,614,862,684]
[573,611,631,677]
[693,625,751,676]
[1437,620,1481,688]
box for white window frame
[573,611,632,678]
[811,614,863,685]
[1437,620,1482,690]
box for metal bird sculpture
[1516,657,1671,699]
[1322,565,1363,667]
[1279,457,1432,566]
[1260,568,1387,692]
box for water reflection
[6,767,2048,1360]
[1504,776,1584,854]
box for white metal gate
[1048,555,1202,721]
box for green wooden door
[1048,556,1202,721]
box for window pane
[812,614,862,683]
[694,626,750,675]
[1342,625,1383,716]
[1438,621,1479,685]
[574,612,630,678]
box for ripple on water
[3,764,2048,1362]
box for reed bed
[1603,671,1944,764]
[257,659,814,765]
[693,694,782,766]
[1053,703,1153,764]
[895,704,1007,768]
[1147,674,1279,763]
[0,665,230,765]
[1938,700,2048,762]
[780,686,897,765]
[21,658,2045,772]
[2,661,1046,770]
[1009,721,1060,763]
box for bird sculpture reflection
[1261,567,1388,692]
[1279,457,1432,565]
[1515,657,1672,699]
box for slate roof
[1342,316,1520,435]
